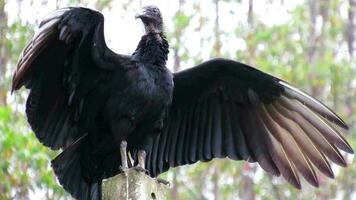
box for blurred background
[0,0,355,199]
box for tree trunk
[213,0,221,57]
[0,0,8,106]
[241,163,256,200]
[212,167,220,200]
[267,174,282,200]
[171,170,179,200]
[347,0,355,59]
[246,0,256,66]
[248,0,254,28]
[308,0,319,96]
[172,0,186,72]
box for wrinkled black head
[136,5,163,34]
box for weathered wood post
[102,168,169,200]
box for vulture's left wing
[12,7,134,199]
[147,58,353,189]
[12,7,132,151]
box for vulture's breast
[106,63,173,125]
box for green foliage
[0,107,68,199]
[6,21,34,64]
[173,11,191,30]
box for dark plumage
[12,6,353,200]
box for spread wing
[12,7,132,150]
[147,58,353,188]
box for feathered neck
[133,32,169,66]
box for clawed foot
[132,166,149,174]
[119,165,128,173]
[156,178,170,186]
[119,146,149,175]
[131,149,149,174]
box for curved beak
[135,10,147,19]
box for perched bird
[12,5,353,200]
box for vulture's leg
[109,118,134,170]
[138,150,146,169]
[120,140,128,169]
[133,150,149,174]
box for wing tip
[348,148,354,154]
[293,181,302,190]
[279,81,349,130]
[345,147,354,154]
[311,180,320,188]
[337,139,354,154]
[333,119,349,130]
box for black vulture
[12,6,353,200]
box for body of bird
[12,5,353,200]
[100,33,173,151]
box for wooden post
[102,168,169,200]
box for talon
[132,166,149,174]
[132,150,149,174]
[156,178,170,186]
[119,166,127,173]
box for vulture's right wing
[147,58,353,189]
[12,7,132,150]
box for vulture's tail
[51,135,101,200]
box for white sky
[6,0,301,72]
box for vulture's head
[136,5,163,34]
